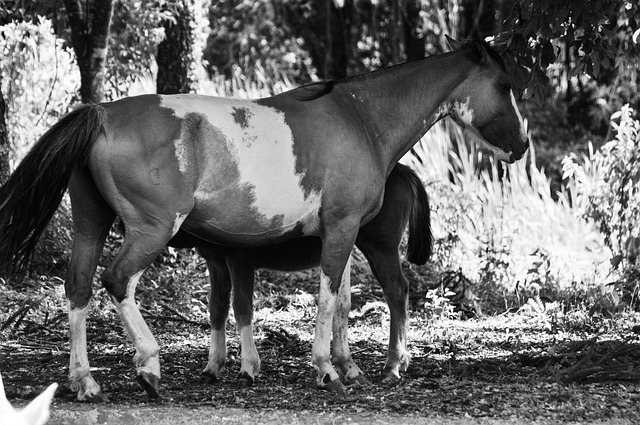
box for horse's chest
[162,96,322,239]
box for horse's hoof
[318,376,346,393]
[237,371,254,388]
[380,373,401,386]
[136,372,161,399]
[78,391,109,403]
[200,371,219,384]
[343,374,368,386]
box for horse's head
[447,37,529,163]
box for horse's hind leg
[199,247,232,383]
[66,170,115,401]
[101,220,178,398]
[356,236,410,384]
[226,251,260,387]
[198,247,260,387]
[331,256,366,385]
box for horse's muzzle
[511,139,530,161]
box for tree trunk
[156,0,195,95]
[326,0,349,79]
[0,76,9,184]
[63,0,114,103]
[403,0,425,61]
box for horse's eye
[500,83,511,92]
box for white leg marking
[68,304,102,400]
[113,271,160,378]
[332,256,351,362]
[205,326,227,377]
[312,270,340,387]
[239,324,260,378]
[331,256,364,382]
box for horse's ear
[445,35,464,51]
[470,40,489,64]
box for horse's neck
[340,52,471,172]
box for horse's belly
[184,190,321,245]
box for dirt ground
[3,297,640,424]
[2,264,640,424]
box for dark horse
[0,40,528,401]
[193,163,431,388]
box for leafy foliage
[0,18,79,165]
[563,105,640,311]
[563,105,640,265]
[106,1,168,99]
[499,0,640,100]
[205,0,315,85]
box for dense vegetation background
[1,3,640,419]
[0,0,638,315]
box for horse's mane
[465,39,507,73]
[290,80,336,101]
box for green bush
[563,105,640,311]
[406,118,609,313]
[563,105,640,266]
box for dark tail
[0,104,107,275]
[398,164,433,265]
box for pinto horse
[0,40,528,401]
[192,163,431,388]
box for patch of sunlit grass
[402,119,611,310]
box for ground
[2,267,640,424]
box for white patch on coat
[171,212,187,237]
[161,95,322,233]
[510,90,528,143]
[452,97,474,126]
[451,98,513,162]
[173,138,190,174]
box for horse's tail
[402,165,433,265]
[0,104,107,275]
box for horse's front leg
[313,222,360,392]
[331,255,367,385]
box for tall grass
[402,119,611,308]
